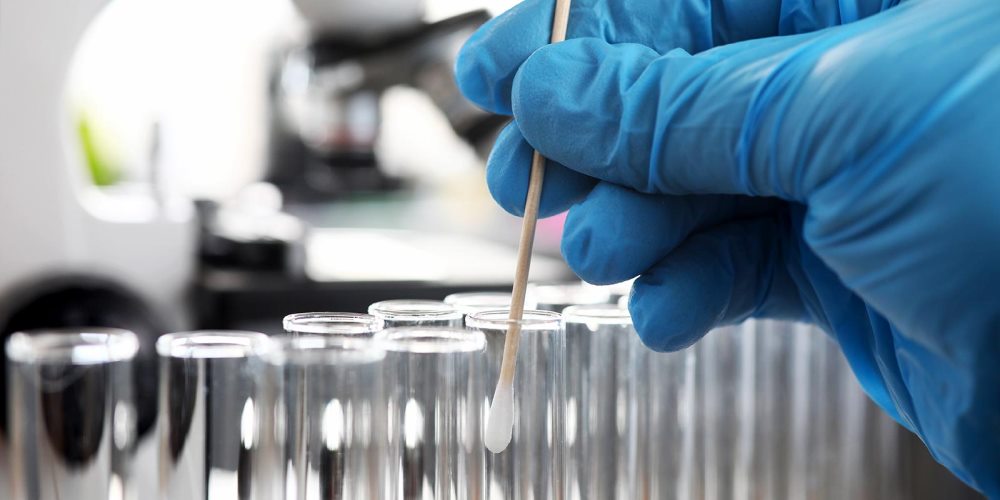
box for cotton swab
[484,0,574,454]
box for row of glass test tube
[5,283,957,500]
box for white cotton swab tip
[484,382,514,453]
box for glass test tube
[631,329,691,500]
[368,300,463,328]
[156,331,271,500]
[443,292,512,316]
[740,319,790,500]
[283,312,384,337]
[466,309,564,500]
[697,323,754,500]
[525,282,612,312]
[746,320,863,500]
[281,312,385,499]
[562,304,645,500]
[264,335,387,500]
[376,327,487,500]
[790,322,900,500]
[7,328,139,500]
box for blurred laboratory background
[4,0,570,334]
[0,0,984,497]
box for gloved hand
[456,0,1000,495]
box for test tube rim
[6,328,139,365]
[562,303,633,326]
[465,308,563,332]
[283,312,384,336]
[373,327,486,354]
[527,281,613,306]
[261,334,385,365]
[367,299,463,322]
[443,292,513,314]
[156,330,269,359]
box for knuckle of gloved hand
[510,55,552,124]
[512,39,600,117]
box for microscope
[195,0,572,335]
[265,0,504,200]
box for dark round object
[0,276,165,440]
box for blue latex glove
[456,0,1000,495]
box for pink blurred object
[536,211,567,252]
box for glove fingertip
[456,0,556,115]
[486,164,524,217]
[456,33,514,115]
[487,123,595,218]
[631,275,711,352]
[560,202,639,285]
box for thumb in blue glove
[458,0,1000,495]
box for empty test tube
[782,322,898,500]
[280,312,384,498]
[466,309,564,500]
[443,292,512,316]
[263,334,388,500]
[612,289,691,499]
[696,324,752,500]
[368,300,463,328]
[6,328,139,500]
[640,336,694,500]
[562,304,646,500]
[156,331,271,500]
[376,327,488,500]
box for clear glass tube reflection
[7,328,139,500]
[561,304,643,500]
[443,292,512,317]
[368,300,463,328]
[376,327,487,500]
[466,309,564,500]
[156,331,270,500]
[263,335,387,500]
[283,312,384,337]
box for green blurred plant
[77,111,121,186]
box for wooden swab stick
[485,0,573,454]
